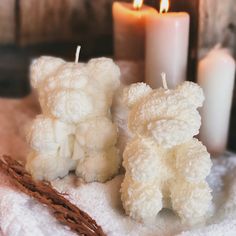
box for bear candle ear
[30,56,65,89]
[123,83,152,108]
[87,57,121,91]
[178,81,205,108]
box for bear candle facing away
[120,77,212,224]
[145,0,190,89]
[112,0,156,61]
[26,47,122,182]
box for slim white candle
[145,0,189,89]
[198,46,236,156]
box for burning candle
[198,46,236,156]
[145,0,190,89]
[112,0,156,61]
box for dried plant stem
[0,155,106,236]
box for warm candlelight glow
[160,0,170,13]
[133,0,143,10]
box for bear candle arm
[175,139,212,183]
[0,155,106,236]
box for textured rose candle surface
[198,48,236,156]
[145,12,189,88]
[113,2,156,61]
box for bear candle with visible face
[112,0,156,61]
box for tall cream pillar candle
[198,47,236,156]
[113,1,156,61]
[145,0,190,89]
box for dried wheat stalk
[0,155,106,236]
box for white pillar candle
[198,47,236,156]
[145,0,189,89]
[113,1,156,61]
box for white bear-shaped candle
[120,77,212,224]
[26,49,121,183]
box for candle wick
[75,45,81,63]
[161,72,168,90]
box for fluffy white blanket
[0,62,236,236]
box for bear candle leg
[121,176,163,223]
[75,148,121,183]
[170,181,212,224]
[26,116,76,181]
[74,117,121,182]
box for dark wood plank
[0,36,112,98]
[0,0,15,44]
[170,0,199,83]
[0,46,29,97]
[198,0,236,55]
[229,91,236,151]
[18,0,113,45]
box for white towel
[1,62,236,236]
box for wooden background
[0,0,236,150]
[0,0,200,95]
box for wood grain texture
[19,0,113,45]
[198,0,236,57]
[0,0,15,44]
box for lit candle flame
[133,0,143,10]
[160,0,169,13]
